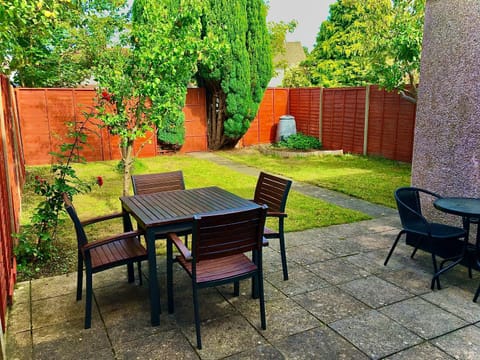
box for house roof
[273,41,306,68]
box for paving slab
[380,297,468,339]
[421,286,480,323]
[307,257,370,285]
[272,326,369,359]
[292,285,370,324]
[431,325,480,359]
[330,310,423,359]
[384,342,454,360]
[339,275,412,308]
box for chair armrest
[81,212,123,226]
[83,230,142,251]
[167,232,192,261]
[267,211,287,218]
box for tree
[303,0,390,88]
[363,0,425,103]
[0,0,125,87]
[268,20,297,74]
[95,0,204,195]
[282,65,311,88]
[196,0,272,150]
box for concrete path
[189,152,396,218]
[7,153,480,359]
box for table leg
[146,228,160,326]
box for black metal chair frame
[63,193,147,329]
[166,206,268,349]
[384,187,469,290]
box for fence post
[318,87,323,142]
[363,85,370,156]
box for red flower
[101,90,111,102]
[96,176,103,187]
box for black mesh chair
[384,187,468,290]
[166,206,268,349]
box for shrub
[274,133,322,150]
[14,113,101,276]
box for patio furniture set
[384,187,480,300]
[63,176,480,350]
[63,171,292,349]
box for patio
[7,198,480,359]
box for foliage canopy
[196,0,272,149]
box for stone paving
[6,153,480,359]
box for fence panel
[0,75,25,332]
[16,85,416,164]
[320,87,366,153]
[241,88,289,146]
[16,88,207,165]
[367,86,416,162]
[289,88,321,138]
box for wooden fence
[16,85,415,165]
[15,88,207,165]
[288,86,416,163]
[0,76,25,334]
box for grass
[20,154,369,280]
[218,149,412,208]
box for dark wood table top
[120,186,259,229]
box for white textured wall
[412,0,480,204]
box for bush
[274,133,322,150]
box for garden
[17,148,411,280]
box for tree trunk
[205,83,228,150]
[120,142,134,196]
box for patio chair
[384,187,468,290]
[131,170,185,195]
[63,193,147,329]
[131,171,191,244]
[166,206,268,350]
[252,172,292,281]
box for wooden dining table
[120,186,261,326]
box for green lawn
[20,153,371,279]
[219,150,412,208]
[23,154,369,232]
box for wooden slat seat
[89,238,147,271]
[176,254,257,284]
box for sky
[267,0,337,50]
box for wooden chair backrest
[131,171,185,195]
[192,206,267,262]
[254,172,292,213]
